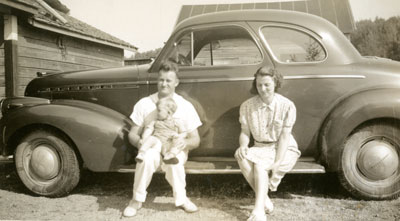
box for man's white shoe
[178,199,199,213]
[264,197,274,214]
[123,200,142,217]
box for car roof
[168,9,362,66]
[175,9,335,36]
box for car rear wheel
[339,121,400,200]
[14,129,80,197]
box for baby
[135,97,187,164]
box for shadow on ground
[1,162,351,220]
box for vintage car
[0,9,399,200]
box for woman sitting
[235,66,301,221]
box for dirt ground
[1,162,399,221]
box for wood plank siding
[0,16,5,98]
[0,48,4,99]
[15,23,124,96]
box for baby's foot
[163,157,179,164]
[135,153,144,163]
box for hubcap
[30,145,60,180]
[357,140,399,181]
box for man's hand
[137,139,144,149]
[128,124,143,148]
[173,133,187,139]
[183,129,200,151]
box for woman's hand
[269,162,280,175]
[237,146,249,160]
[237,128,251,160]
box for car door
[249,22,366,157]
[148,22,272,157]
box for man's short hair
[159,61,179,77]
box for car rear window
[261,26,326,63]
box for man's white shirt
[130,93,202,133]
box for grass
[1,163,350,200]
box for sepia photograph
[0,0,400,220]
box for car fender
[1,97,134,171]
[319,88,400,171]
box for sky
[60,0,400,54]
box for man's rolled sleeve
[184,103,202,132]
[130,101,145,127]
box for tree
[351,16,400,61]
[134,47,163,59]
[306,40,323,61]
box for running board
[115,157,325,174]
[0,155,13,164]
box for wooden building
[124,58,154,66]
[0,0,137,98]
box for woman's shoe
[264,197,274,214]
[247,213,256,221]
[247,212,267,221]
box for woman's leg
[235,149,273,215]
[269,148,300,191]
[253,164,268,215]
[235,150,256,190]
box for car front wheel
[339,121,400,200]
[14,129,80,197]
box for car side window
[261,26,326,63]
[168,26,262,67]
[168,34,193,66]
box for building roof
[176,0,355,34]
[0,0,38,14]
[2,0,137,51]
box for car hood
[25,64,151,96]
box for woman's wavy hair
[250,66,283,94]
